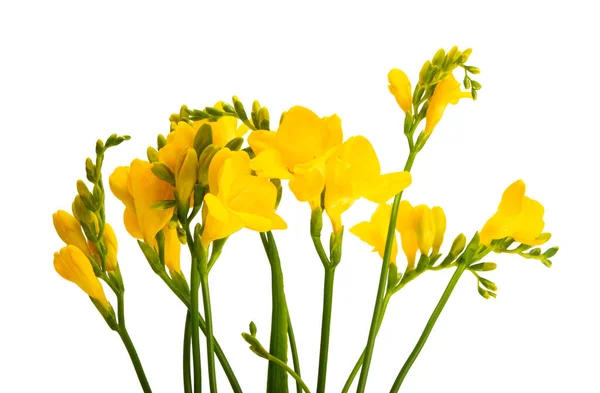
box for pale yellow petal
[250,149,293,180]
[248,130,277,155]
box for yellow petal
[54,245,109,306]
[289,169,325,203]
[109,166,135,210]
[424,73,471,134]
[102,223,118,271]
[250,149,293,180]
[498,180,526,216]
[208,148,234,196]
[227,175,277,216]
[432,206,446,254]
[388,69,413,114]
[53,210,90,253]
[235,211,288,232]
[163,225,181,273]
[129,159,174,244]
[358,171,412,204]
[350,203,397,263]
[395,200,414,233]
[211,116,239,147]
[160,121,198,172]
[414,205,435,255]
[216,151,251,200]
[123,207,143,239]
[202,193,244,245]
[248,130,277,155]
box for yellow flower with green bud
[424,73,472,135]
[350,203,399,263]
[480,180,548,246]
[202,148,287,245]
[53,210,90,254]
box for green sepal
[310,208,323,238]
[329,228,344,267]
[91,298,118,330]
[233,96,249,121]
[198,144,220,186]
[469,262,497,272]
[432,48,446,66]
[147,146,159,163]
[387,263,399,291]
[104,134,131,148]
[138,240,163,274]
[77,180,96,211]
[151,200,176,211]
[157,134,167,150]
[151,162,176,187]
[171,270,190,295]
[85,158,96,182]
[194,124,213,155]
[416,254,429,273]
[205,106,224,117]
[225,137,244,151]
[243,146,256,159]
[478,277,497,291]
[543,246,559,258]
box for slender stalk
[316,267,335,393]
[157,272,243,393]
[190,254,203,392]
[356,151,417,393]
[116,293,152,393]
[389,263,468,392]
[264,231,289,393]
[200,272,218,392]
[341,293,391,393]
[263,353,312,393]
[183,312,192,393]
[287,311,302,393]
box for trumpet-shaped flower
[248,106,343,208]
[480,180,547,246]
[324,136,412,233]
[424,73,472,135]
[109,160,173,245]
[396,201,446,269]
[54,245,109,307]
[350,203,398,263]
[388,69,413,114]
[202,148,287,245]
[53,210,90,254]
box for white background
[1,1,599,392]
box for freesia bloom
[54,245,109,307]
[424,73,471,135]
[202,149,287,245]
[350,203,398,263]
[388,69,412,114]
[88,223,119,272]
[480,180,547,246]
[324,136,412,232]
[53,210,90,254]
[396,201,446,269]
[109,160,173,244]
[248,106,343,208]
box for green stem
[341,293,391,393]
[157,272,243,393]
[200,272,218,392]
[116,293,152,393]
[183,312,192,393]
[389,262,468,393]
[263,231,289,393]
[287,311,302,393]
[190,254,203,392]
[316,267,335,393]
[356,151,417,393]
[263,353,311,393]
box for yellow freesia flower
[54,245,109,307]
[324,136,412,233]
[424,73,472,135]
[159,116,248,173]
[163,225,181,273]
[248,106,343,208]
[396,201,446,269]
[350,203,398,263]
[480,180,547,246]
[175,147,198,202]
[109,160,173,245]
[88,223,119,272]
[53,210,90,254]
[388,69,412,114]
[201,148,287,245]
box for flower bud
[432,206,446,255]
[175,147,198,202]
[198,145,221,186]
[53,210,89,253]
[194,124,213,155]
[151,162,176,186]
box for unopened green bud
[465,65,480,74]
[259,107,270,130]
[95,139,104,156]
[198,144,221,186]
[469,262,497,272]
[477,286,491,299]
[310,208,323,238]
[194,124,213,155]
[175,148,198,202]
[330,228,344,266]
[85,157,96,182]
[461,48,472,63]
[205,106,224,117]
[77,180,96,211]
[233,96,249,121]
[251,100,261,129]
[225,137,244,151]
[471,89,478,100]
[138,240,163,274]
[419,60,431,84]
[72,195,94,223]
[170,121,177,132]
[543,246,558,258]
[249,321,257,336]
[179,104,190,119]
[169,113,180,123]
[528,248,541,256]
[177,226,187,244]
[479,277,497,291]
[221,102,236,114]
[147,146,159,163]
[471,80,482,90]
[387,263,399,290]
[151,162,176,186]
[445,46,458,66]
[157,134,167,150]
[463,76,471,90]
[279,110,287,126]
[432,48,446,66]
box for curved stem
[311,236,330,267]
[200,272,218,392]
[287,311,302,393]
[183,312,192,393]
[263,354,311,393]
[389,263,467,392]
[316,267,335,393]
[356,151,417,393]
[190,255,202,393]
[116,293,152,393]
[341,293,391,393]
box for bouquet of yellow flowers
[51,46,557,393]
